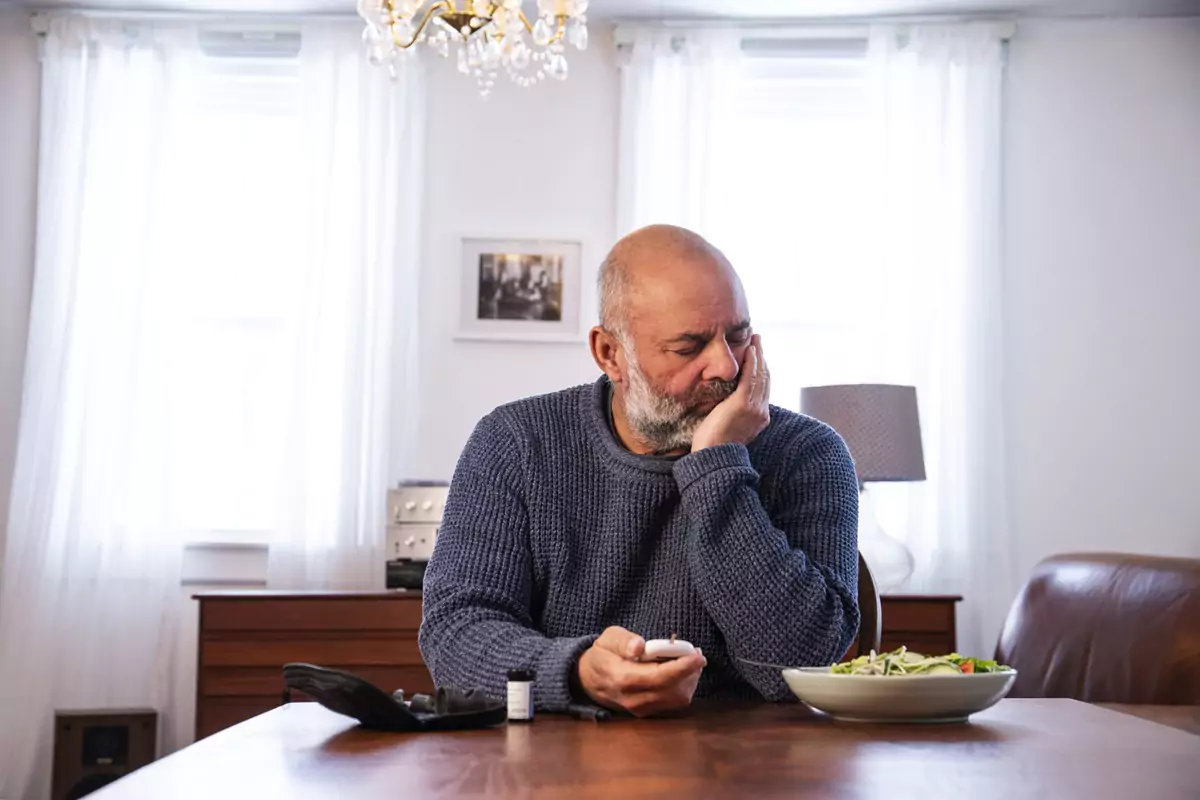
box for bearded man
[418,224,860,717]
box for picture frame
[455,236,586,343]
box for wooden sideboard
[194,590,961,739]
[879,594,962,655]
[193,590,431,740]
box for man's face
[617,258,753,453]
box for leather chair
[855,552,882,657]
[995,552,1200,704]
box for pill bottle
[507,668,536,723]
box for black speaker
[52,709,157,800]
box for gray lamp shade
[800,384,926,484]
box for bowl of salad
[781,647,1017,723]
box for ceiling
[6,0,1198,17]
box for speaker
[52,709,157,800]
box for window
[20,16,421,604]
[701,48,894,413]
[160,52,306,540]
[620,22,1014,659]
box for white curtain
[860,23,1015,661]
[0,15,422,799]
[0,20,194,799]
[615,23,1015,660]
[264,24,424,590]
[859,25,1017,662]
[615,28,742,236]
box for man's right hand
[575,626,707,717]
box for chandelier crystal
[357,0,589,95]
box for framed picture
[456,237,585,343]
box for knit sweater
[418,377,860,711]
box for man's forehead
[630,307,750,342]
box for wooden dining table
[92,699,1200,799]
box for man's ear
[589,326,624,384]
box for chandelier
[357,0,589,94]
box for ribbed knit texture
[419,377,861,711]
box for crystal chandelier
[357,0,589,95]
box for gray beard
[622,354,737,454]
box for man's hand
[576,626,706,717]
[691,334,771,452]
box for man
[419,225,860,717]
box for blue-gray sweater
[418,377,860,710]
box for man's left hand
[690,334,770,452]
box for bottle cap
[507,668,536,682]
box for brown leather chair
[995,552,1200,704]
[856,552,882,657]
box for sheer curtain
[861,23,1015,661]
[0,15,422,799]
[615,28,742,236]
[0,20,194,799]
[616,22,1015,659]
[264,23,424,589]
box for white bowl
[781,667,1018,723]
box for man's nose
[700,339,740,383]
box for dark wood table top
[93,700,1200,799]
[1097,703,1200,736]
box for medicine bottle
[507,668,535,723]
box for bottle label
[507,681,533,720]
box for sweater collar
[587,376,680,475]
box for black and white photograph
[476,252,564,322]
[457,237,583,342]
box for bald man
[419,225,860,717]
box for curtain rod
[30,8,1017,37]
[614,13,1019,27]
[30,8,360,25]
[613,16,1018,44]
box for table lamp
[800,384,926,592]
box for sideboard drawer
[201,635,424,668]
[198,696,284,741]
[202,596,422,632]
[202,665,433,697]
[194,591,430,741]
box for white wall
[0,9,40,581]
[408,29,619,481]
[1004,18,1200,579]
[1,4,1198,687]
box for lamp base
[858,486,914,592]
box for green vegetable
[829,647,1012,676]
[925,663,961,676]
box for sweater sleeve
[672,427,860,700]
[417,412,596,712]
